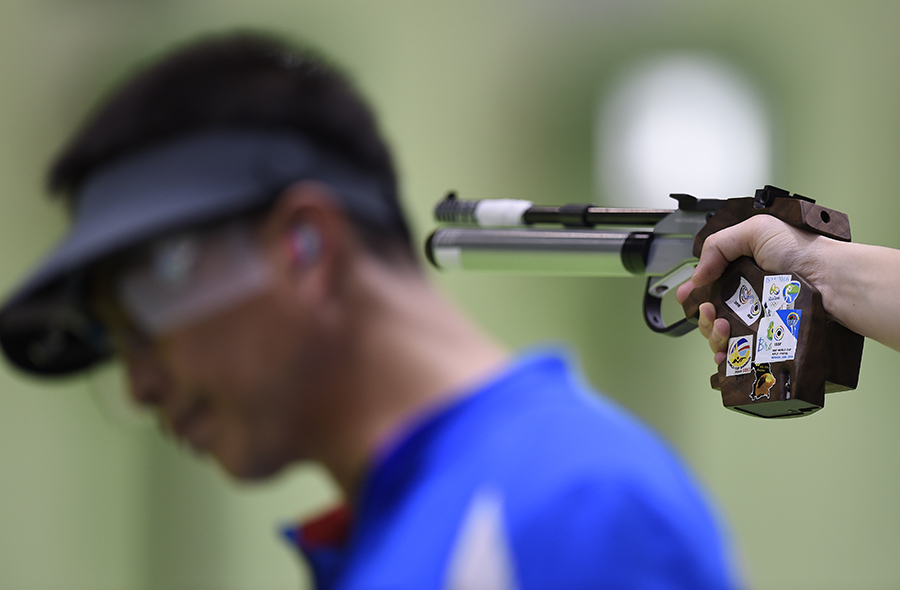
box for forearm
[818,239,900,352]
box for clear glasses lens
[116,223,272,336]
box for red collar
[297,504,353,550]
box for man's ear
[262,180,355,293]
[284,225,322,269]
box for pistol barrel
[426,227,655,277]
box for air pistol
[426,185,864,419]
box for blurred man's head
[53,31,414,265]
[0,32,421,479]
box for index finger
[689,220,762,288]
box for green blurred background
[2,1,900,588]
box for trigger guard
[643,277,698,336]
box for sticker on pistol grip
[754,318,775,363]
[750,363,776,401]
[754,309,802,363]
[726,336,753,376]
[770,309,802,361]
[763,274,793,316]
[725,277,762,326]
[782,281,801,306]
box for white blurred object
[597,53,772,207]
[444,488,519,590]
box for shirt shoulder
[438,351,738,589]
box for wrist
[815,239,867,328]
[810,237,839,317]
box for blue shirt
[286,351,739,589]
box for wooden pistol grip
[681,257,864,418]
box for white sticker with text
[755,308,802,363]
[763,274,793,317]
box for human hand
[676,215,828,363]
[696,302,731,365]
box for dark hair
[50,31,416,262]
